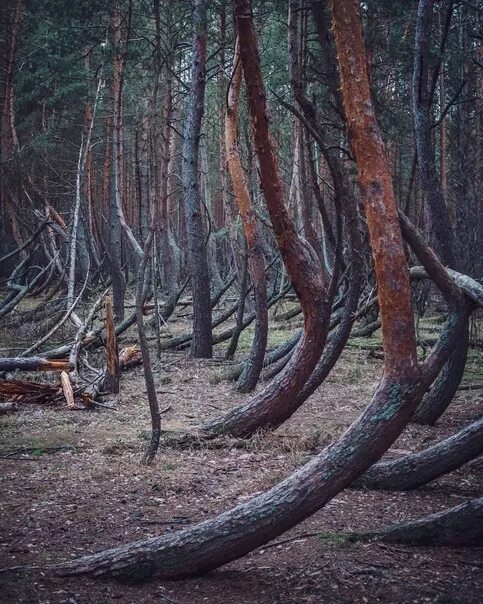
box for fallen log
[0,357,70,373]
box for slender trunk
[110,6,127,320]
[0,0,23,254]
[412,0,455,267]
[224,38,268,392]
[182,0,212,358]
[136,230,161,465]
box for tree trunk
[0,358,70,372]
[412,319,469,424]
[0,0,23,256]
[225,237,249,361]
[357,417,483,490]
[136,230,161,465]
[412,0,456,267]
[182,0,212,358]
[110,6,126,321]
[103,296,120,394]
[53,0,461,582]
[225,37,268,392]
[373,498,483,547]
[201,0,330,437]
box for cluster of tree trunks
[50,0,479,581]
[0,0,480,584]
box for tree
[412,0,456,268]
[224,38,268,392]
[182,0,212,359]
[53,0,469,581]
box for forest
[0,0,482,602]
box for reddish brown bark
[332,0,418,379]
[203,0,329,435]
[224,39,268,392]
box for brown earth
[0,309,482,604]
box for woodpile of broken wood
[0,342,144,414]
[0,377,93,412]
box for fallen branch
[0,357,70,373]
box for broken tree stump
[60,371,75,409]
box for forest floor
[0,298,482,604]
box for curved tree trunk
[357,416,483,490]
[412,319,470,425]
[399,211,474,424]
[182,0,212,358]
[201,0,330,437]
[53,0,459,581]
[373,497,483,547]
[220,330,302,384]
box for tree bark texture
[412,0,456,267]
[202,0,330,437]
[357,417,483,490]
[0,358,70,373]
[182,0,212,358]
[109,6,126,321]
[136,231,161,464]
[225,38,268,392]
[103,296,120,394]
[375,498,483,547]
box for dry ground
[0,305,482,603]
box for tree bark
[0,358,70,373]
[109,5,126,321]
[412,319,469,425]
[182,0,212,358]
[103,296,120,394]
[202,0,330,437]
[136,230,161,465]
[373,498,483,547]
[357,417,483,490]
[412,0,456,267]
[225,38,268,392]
